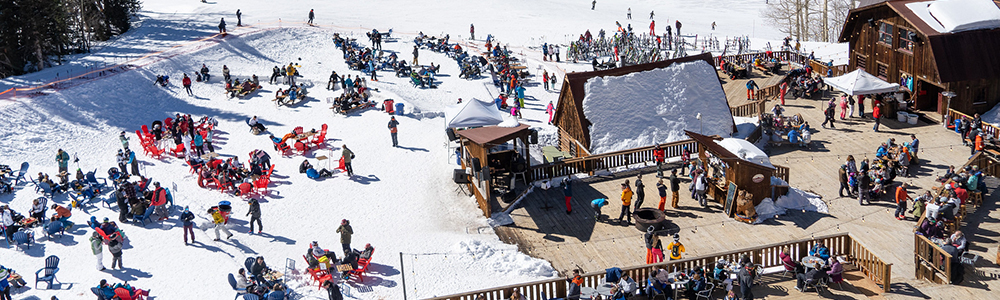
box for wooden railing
[715,51,809,67]
[731,100,766,117]
[745,124,763,144]
[773,164,790,183]
[946,108,1000,139]
[528,139,698,182]
[915,234,952,284]
[427,233,891,299]
[963,152,1000,179]
[809,60,848,77]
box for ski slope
[0,0,784,299]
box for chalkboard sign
[725,182,738,217]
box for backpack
[670,243,682,258]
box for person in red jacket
[150,182,169,220]
[653,144,666,177]
[872,103,882,132]
[182,73,193,96]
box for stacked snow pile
[583,60,734,154]
[907,0,1000,33]
[753,198,787,224]
[716,138,773,168]
[753,187,828,223]
[455,240,559,278]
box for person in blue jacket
[128,150,139,177]
[591,198,609,221]
[809,241,831,260]
[876,143,889,158]
[746,79,759,100]
[96,279,116,299]
[787,128,800,144]
[514,85,526,108]
[193,133,205,157]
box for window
[899,28,915,52]
[877,63,889,78]
[856,54,868,70]
[878,22,894,45]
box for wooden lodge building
[839,0,1000,116]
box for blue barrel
[395,103,405,115]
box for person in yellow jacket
[286,63,297,86]
[211,208,232,241]
[666,233,685,260]
[617,181,633,225]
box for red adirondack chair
[337,157,347,172]
[141,125,151,139]
[350,248,374,282]
[310,124,328,148]
[168,144,186,158]
[114,287,147,300]
[238,182,254,198]
[145,144,165,159]
[163,117,172,130]
[252,165,274,194]
[302,255,333,289]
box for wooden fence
[946,108,1000,139]
[962,152,1000,179]
[527,139,698,182]
[427,233,891,300]
[914,234,953,284]
[773,165,790,183]
[731,100,767,117]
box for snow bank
[716,138,773,168]
[732,116,759,140]
[753,198,787,224]
[583,60,734,154]
[775,188,829,213]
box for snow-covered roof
[582,60,734,154]
[716,138,773,168]
[905,0,1000,33]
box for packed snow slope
[0,0,789,298]
[583,60,734,154]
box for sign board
[725,182,738,217]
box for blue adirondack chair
[35,255,61,289]
[133,206,155,226]
[243,294,261,300]
[264,290,285,300]
[92,287,110,300]
[86,170,107,191]
[12,162,28,185]
[244,257,255,271]
[229,273,248,300]
[45,221,65,239]
[10,230,33,250]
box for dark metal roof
[457,124,530,146]
[858,0,891,8]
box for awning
[824,69,900,96]
[444,98,505,128]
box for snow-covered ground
[0,0,790,299]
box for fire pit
[633,208,666,232]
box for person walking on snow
[470,24,475,40]
[56,149,69,174]
[341,144,355,176]
[181,207,195,244]
[182,74,193,96]
[308,9,315,25]
[211,207,232,241]
[388,117,399,147]
[91,232,106,271]
[236,9,242,26]
[108,238,124,269]
[627,8,632,19]
[247,198,262,234]
[219,18,227,34]
[412,45,419,65]
[336,219,353,255]
[591,0,596,10]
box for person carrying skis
[181,207,195,244]
[247,198,262,234]
[387,117,399,147]
[182,73,193,96]
[219,18,227,34]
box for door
[916,79,941,111]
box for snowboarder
[308,9,315,25]
[181,207,195,244]
[211,207,232,241]
[56,149,69,174]
[108,238,124,269]
[336,219,353,255]
[236,9,242,26]
[341,144,355,176]
[219,18,227,34]
[182,74,193,96]
[470,24,475,40]
[388,116,399,147]
[91,231,105,271]
[247,198,262,234]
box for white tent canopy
[825,69,900,96]
[444,98,505,128]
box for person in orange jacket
[52,204,72,228]
[617,181,634,225]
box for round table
[580,287,598,298]
[595,282,615,296]
[801,256,826,270]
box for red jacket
[653,148,665,162]
[151,187,167,206]
[873,106,881,119]
[182,77,192,86]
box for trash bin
[395,102,405,115]
[908,113,919,125]
[897,111,907,122]
[383,99,395,114]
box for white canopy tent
[444,98,505,128]
[825,69,900,96]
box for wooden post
[883,263,892,292]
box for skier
[91,231,105,271]
[236,9,242,26]
[219,18,227,34]
[388,116,399,147]
[182,73,193,96]
[470,24,475,40]
[56,149,70,174]
[336,219,353,255]
[341,144,355,176]
[181,207,195,244]
[246,198,262,234]
[308,9,315,25]
[211,207,232,241]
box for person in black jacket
[634,174,645,211]
[250,256,269,285]
[321,280,344,300]
[247,198,262,234]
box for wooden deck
[497,89,1000,299]
[718,65,788,107]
